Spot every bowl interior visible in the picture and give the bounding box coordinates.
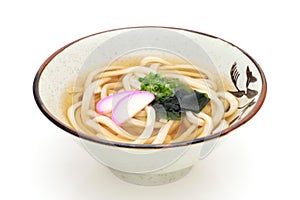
[34,27,266,147]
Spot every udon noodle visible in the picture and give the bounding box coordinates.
[67,56,239,144]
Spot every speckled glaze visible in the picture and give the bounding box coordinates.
[110,166,193,186]
[33,27,267,185]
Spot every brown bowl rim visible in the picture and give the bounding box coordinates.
[33,26,267,149]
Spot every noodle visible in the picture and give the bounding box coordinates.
[132,106,156,144]
[152,120,174,144]
[67,56,239,144]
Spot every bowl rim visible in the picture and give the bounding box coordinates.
[33,26,267,149]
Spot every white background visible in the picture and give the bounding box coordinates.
[1,0,299,199]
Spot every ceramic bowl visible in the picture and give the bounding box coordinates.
[33,27,267,185]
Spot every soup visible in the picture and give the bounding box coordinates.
[66,56,239,144]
